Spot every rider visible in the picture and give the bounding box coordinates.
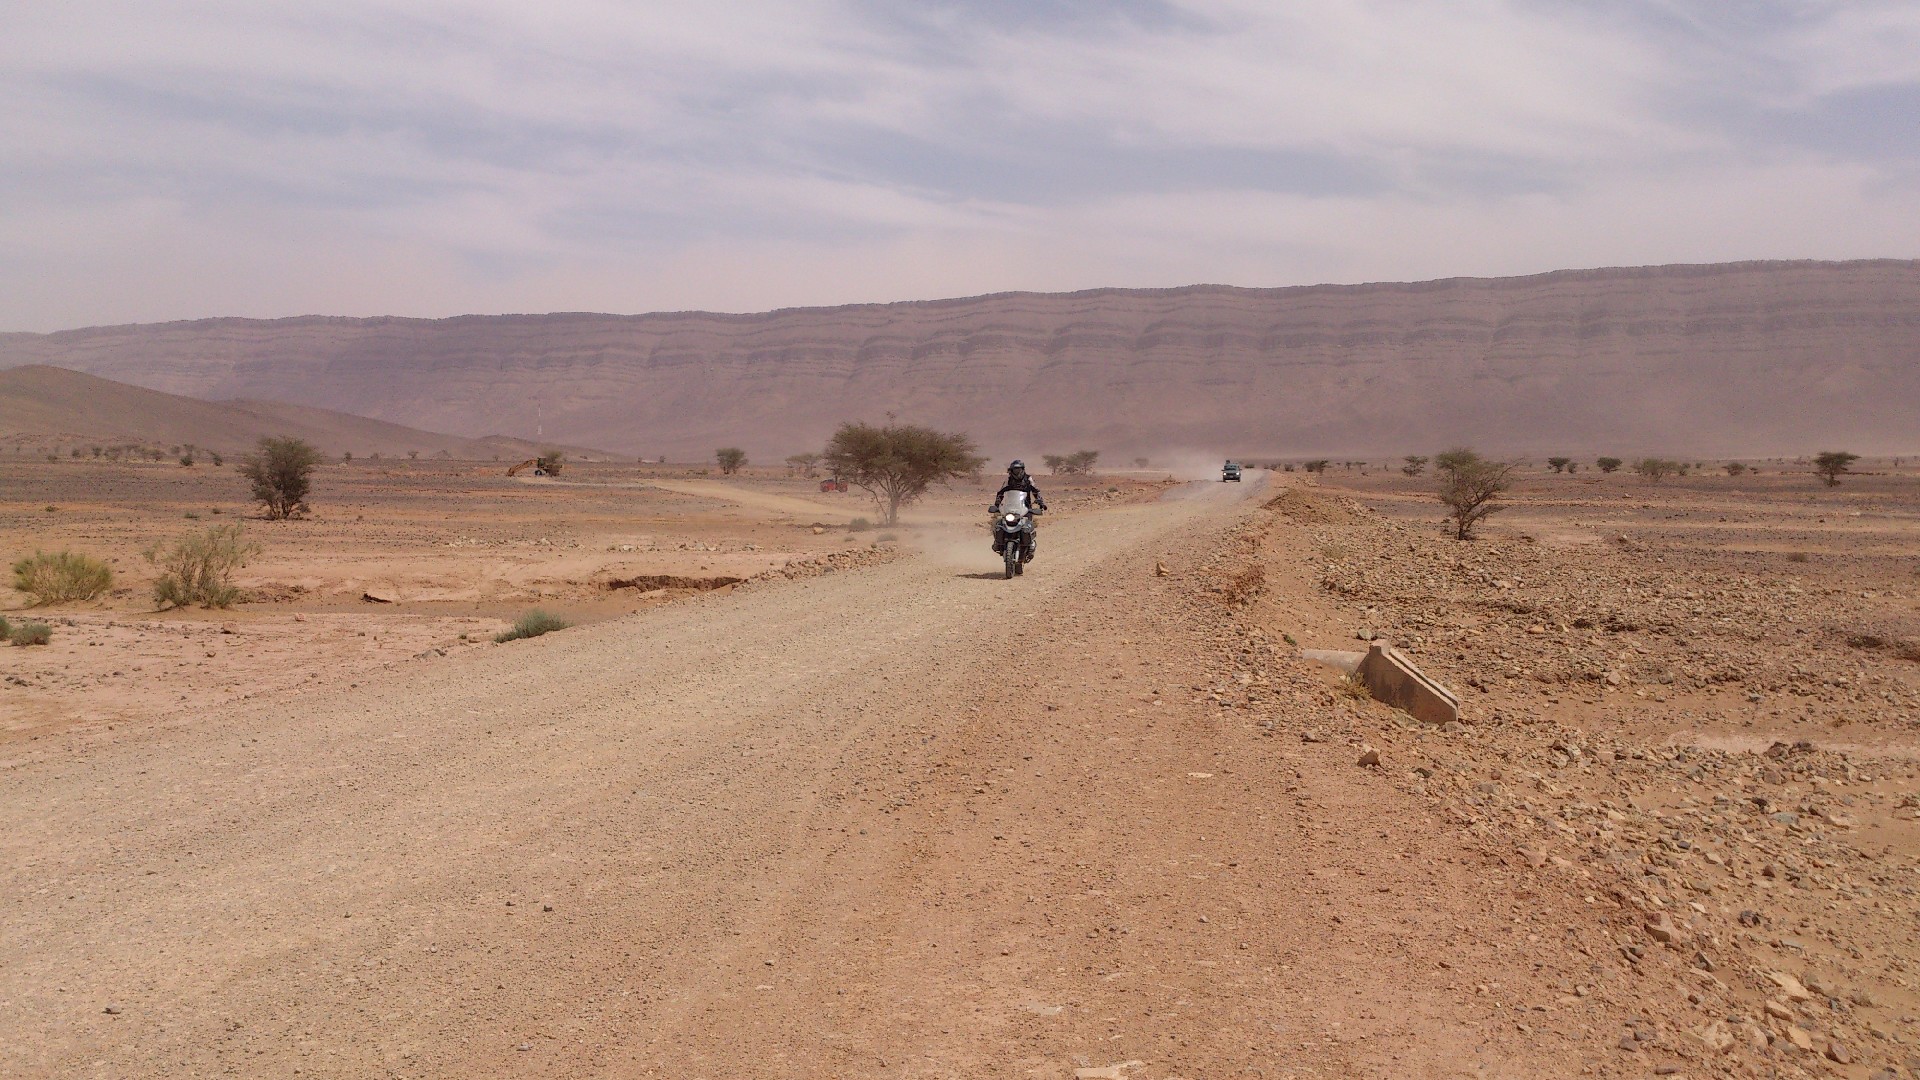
[990,460,1048,561]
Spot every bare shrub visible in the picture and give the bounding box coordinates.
[146,524,261,609]
[1219,563,1265,605]
[495,609,571,643]
[8,620,52,646]
[1339,671,1372,700]
[1435,448,1518,540]
[1634,458,1681,482]
[1785,551,1810,564]
[12,550,113,604]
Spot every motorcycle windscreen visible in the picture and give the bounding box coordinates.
[1000,490,1031,514]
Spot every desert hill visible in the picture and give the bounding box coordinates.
[2,259,1917,458]
[0,364,603,460]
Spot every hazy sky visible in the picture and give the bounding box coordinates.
[6,1,1918,331]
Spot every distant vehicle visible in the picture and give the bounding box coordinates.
[819,478,849,492]
[506,458,551,477]
[1221,460,1243,482]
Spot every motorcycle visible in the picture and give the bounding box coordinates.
[989,501,1041,579]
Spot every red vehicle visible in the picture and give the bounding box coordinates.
[819,478,849,492]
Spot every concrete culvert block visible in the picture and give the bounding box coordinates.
[1356,640,1460,725]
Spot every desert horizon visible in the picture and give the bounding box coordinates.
[8,3,1920,1078]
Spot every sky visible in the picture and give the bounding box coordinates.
[5,0,1919,332]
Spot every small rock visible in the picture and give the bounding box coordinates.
[810,526,825,535]
[1763,999,1794,1020]
[1644,912,1680,945]
[1356,745,1382,768]
[361,590,395,604]
[1154,561,1170,577]
[102,1005,121,1015]
[1768,971,1812,1002]
[516,1043,532,1052]
[1689,1019,1734,1053]
[1825,1041,1851,1064]
[1784,1025,1813,1051]
[1300,730,1325,743]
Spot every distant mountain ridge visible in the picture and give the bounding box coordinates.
[2,259,1917,458]
[0,365,605,460]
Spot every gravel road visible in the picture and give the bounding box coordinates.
[2,473,1587,1078]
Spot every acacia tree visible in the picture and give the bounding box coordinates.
[716,447,747,475]
[1813,450,1858,487]
[1436,448,1517,540]
[1634,457,1680,482]
[821,421,984,525]
[1596,457,1622,473]
[237,436,322,519]
[785,452,820,477]
[1401,455,1428,477]
[1045,450,1099,475]
[1546,456,1572,473]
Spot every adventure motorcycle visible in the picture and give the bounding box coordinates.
[990,501,1041,579]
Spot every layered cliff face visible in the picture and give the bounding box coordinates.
[3,260,1916,459]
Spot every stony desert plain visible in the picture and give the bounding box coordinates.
[2,453,1918,1079]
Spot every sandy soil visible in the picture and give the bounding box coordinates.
[2,460,1916,1078]
[0,459,1156,760]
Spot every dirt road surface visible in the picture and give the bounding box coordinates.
[4,475,1592,1078]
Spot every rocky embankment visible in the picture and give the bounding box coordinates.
[1196,483,1919,1079]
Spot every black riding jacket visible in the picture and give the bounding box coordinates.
[993,475,1047,512]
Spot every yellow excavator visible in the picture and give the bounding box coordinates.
[506,458,540,477]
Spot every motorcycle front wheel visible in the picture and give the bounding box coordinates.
[1004,544,1019,579]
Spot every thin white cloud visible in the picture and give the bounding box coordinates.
[2,0,1917,331]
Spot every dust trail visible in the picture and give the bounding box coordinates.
[1128,450,1250,483]
[909,517,998,571]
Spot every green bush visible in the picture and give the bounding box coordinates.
[0,615,8,639]
[237,436,323,519]
[848,517,872,532]
[495,609,571,643]
[146,524,261,609]
[11,550,114,604]
[9,620,52,646]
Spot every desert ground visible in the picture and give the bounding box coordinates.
[2,456,1917,1078]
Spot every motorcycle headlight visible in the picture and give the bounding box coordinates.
[1003,514,1018,524]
